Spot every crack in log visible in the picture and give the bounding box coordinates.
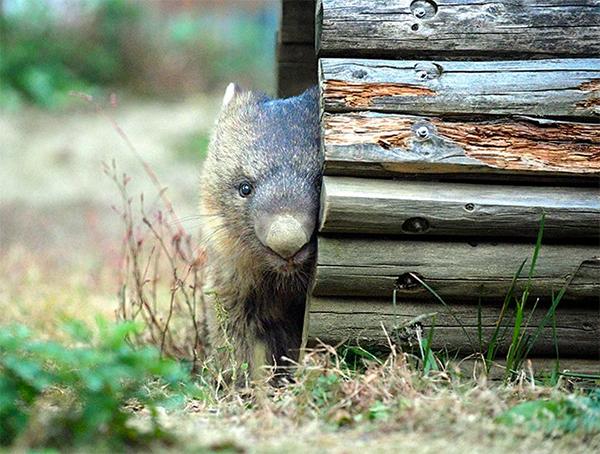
[435,121,600,172]
[324,79,437,108]
[324,113,600,173]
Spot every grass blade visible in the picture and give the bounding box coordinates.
[408,273,474,350]
[485,259,527,371]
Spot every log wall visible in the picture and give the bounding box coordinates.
[277,0,317,97]
[277,0,600,366]
[317,0,600,58]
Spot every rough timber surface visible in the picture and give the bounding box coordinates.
[322,112,600,181]
[313,237,600,300]
[277,0,317,97]
[317,0,600,58]
[281,0,316,43]
[459,358,600,380]
[306,297,600,357]
[319,176,600,240]
[320,58,600,118]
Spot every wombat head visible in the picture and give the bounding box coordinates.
[201,84,321,277]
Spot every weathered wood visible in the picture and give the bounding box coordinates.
[278,62,318,97]
[313,237,600,300]
[278,42,318,65]
[317,0,600,58]
[323,112,600,181]
[277,0,317,98]
[320,58,600,118]
[319,176,600,240]
[306,297,600,357]
[277,43,317,97]
[456,358,600,380]
[281,0,316,44]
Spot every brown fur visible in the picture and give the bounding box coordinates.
[199,86,321,384]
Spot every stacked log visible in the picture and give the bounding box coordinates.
[298,0,600,363]
[277,0,317,97]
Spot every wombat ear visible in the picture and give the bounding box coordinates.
[222,82,242,108]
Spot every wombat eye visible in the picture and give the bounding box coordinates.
[238,181,253,198]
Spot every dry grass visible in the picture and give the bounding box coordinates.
[1,241,598,452]
[1,98,597,452]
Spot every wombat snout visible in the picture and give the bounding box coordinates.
[255,214,313,259]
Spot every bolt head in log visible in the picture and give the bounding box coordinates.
[410,0,438,20]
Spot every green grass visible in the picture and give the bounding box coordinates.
[409,214,577,383]
[0,319,200,448]
[174,131,211,162]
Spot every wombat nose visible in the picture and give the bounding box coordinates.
[255,214,311,259]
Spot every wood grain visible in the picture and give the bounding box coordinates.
[319,176,600,239]
[313,236,600,300]
[323,112,600,180]
[320,58,600,118]
[277,0,317,97]
[281,0,316,43]
[317,0,600,58]
[456,358,600,380]
[306,296,600,357]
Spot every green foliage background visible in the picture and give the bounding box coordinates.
[0,0,277,109]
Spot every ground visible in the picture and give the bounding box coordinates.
[0,100,598,452]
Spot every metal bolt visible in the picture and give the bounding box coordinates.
[414,7,426,18]
[416,126,430,139]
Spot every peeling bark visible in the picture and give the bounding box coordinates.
[580,79,600,92]
[323,79,436,108]
[320,59,600,118]
[324,113,600,175]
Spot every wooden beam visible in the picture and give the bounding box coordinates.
[313,237,600,300]
[306,296,600,357]
[320,58,600,118]
[322,112,600,181]
[455,358,600,380]
[281,0,316,44]
[277,1,317,97]
[319,176,600,240]
[317,0,600,58]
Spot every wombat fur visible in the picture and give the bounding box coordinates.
[199,85,321,383]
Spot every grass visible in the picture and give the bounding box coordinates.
[2,214,598,451]
[0,95,597,452]
[0,305,598,452]
[409,213,584,383]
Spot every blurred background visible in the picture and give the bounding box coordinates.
[0,0,279,325]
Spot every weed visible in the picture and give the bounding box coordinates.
[410,214,577,382]
[0,320,199,448]
[498,390,600,435]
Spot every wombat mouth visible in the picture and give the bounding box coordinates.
[263,240,315,275]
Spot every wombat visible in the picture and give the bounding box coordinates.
[199,84,321,383]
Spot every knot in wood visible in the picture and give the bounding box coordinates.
[396,272,422,290]
[464,203,475,212]
[410,0,438,20]
[352,69,367,79]
[402,217,430,233]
